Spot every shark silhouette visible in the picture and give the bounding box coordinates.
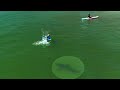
[55,63,80,73]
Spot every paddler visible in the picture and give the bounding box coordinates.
[88,13,92,18]
[47,34,51,42]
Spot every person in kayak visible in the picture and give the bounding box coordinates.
[88,13,92,18]
[47,34,51,42]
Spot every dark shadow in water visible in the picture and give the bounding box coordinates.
[55,63,80,73]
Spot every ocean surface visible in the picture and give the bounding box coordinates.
[0,11,120,79]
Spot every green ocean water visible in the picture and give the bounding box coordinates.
[0,11,120,79]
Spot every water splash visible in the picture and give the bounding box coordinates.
[32,35,50,46]
[32,29,50,47]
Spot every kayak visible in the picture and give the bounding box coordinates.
[81,16,99,20]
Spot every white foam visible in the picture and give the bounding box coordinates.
[32,35,50,46]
